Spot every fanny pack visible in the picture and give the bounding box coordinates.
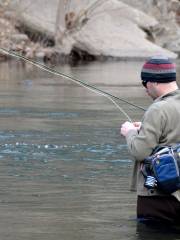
[142,144,180,194]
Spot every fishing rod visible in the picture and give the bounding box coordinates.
[0,47,146,121]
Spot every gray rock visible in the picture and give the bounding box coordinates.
[10,33,29,44]
[35,51,45,60]
[120,0,180,54]
[9,0,58,36]
[56,0,177,59]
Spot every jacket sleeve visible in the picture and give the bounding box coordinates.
[125,103,165,161]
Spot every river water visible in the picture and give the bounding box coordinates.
[0,59,179,240]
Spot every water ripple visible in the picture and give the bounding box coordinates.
[0,108,79,119]
[0,142,129,163]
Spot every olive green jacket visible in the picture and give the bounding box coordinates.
[126,89,180,196]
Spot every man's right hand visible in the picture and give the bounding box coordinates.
[120,121,138,137]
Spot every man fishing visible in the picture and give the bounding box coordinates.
[120,55,180,224]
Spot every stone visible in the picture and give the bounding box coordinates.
[120,0,180,54]
[56,0,177,59]
[10,33,29,44]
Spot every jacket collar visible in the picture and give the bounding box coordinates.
[155,89,180,102]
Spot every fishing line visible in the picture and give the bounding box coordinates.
[0,47,146,121]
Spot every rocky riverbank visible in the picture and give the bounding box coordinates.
[0,13,50,63]
[0,0,180,63]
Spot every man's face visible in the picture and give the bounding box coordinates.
[145,82,158,100]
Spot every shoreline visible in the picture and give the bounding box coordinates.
[1,49,179,66]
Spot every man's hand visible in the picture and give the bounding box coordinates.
[133,122,142,130]
[120,121,139,137]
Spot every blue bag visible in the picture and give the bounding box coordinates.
[143,144,180,194]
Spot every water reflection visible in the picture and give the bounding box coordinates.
[0,59,179,239]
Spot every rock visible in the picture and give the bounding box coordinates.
[35,51,45,60]
[9,0,58,36]
[8,0,178,59]
[10,33,29,44]
[35,48,55,60]
[3,10,16,20]
[56,0,177,59]
[121,0,180,54]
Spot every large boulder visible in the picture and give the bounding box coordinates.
[120,0,180,53]
[56,0,177,59]
[7,0,58,36]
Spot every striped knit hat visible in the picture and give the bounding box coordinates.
[141,55,176,87]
